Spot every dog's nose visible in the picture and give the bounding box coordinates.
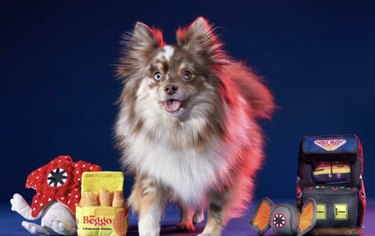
[164,84,178,95]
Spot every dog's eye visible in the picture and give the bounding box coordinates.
[182,70,193,80]
[153,72,163,81]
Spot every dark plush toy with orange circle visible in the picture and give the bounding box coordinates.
[250,197,317,236]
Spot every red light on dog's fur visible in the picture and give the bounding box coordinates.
[115,16,275,236]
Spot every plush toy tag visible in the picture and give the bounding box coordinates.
[76,171,128,236]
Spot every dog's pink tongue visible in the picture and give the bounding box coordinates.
[164,100,181,112]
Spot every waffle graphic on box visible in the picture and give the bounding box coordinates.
[76,171,128,236]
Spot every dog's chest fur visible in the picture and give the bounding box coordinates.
[128,132,225,206]
[117,96,251,207]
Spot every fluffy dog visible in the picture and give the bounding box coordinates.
[115,17,275,236]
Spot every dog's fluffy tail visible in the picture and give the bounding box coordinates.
[220,63,275,120]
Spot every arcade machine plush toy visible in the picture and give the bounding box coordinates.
[10,155,101,235]
[297,134,366,235]
[250,197,317,236]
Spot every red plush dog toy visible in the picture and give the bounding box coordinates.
[10,155,101,235]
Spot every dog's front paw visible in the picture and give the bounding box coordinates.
[197,229,221,236]
[138,218,160,236]
[197,233,221,236]
[176,221,195,232]
[138,225,160,236]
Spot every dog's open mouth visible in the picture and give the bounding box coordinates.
[163,99,190,113]
[163,99,182,112]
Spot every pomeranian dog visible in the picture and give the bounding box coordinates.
[115,17,275,236]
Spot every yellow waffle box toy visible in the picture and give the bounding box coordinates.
[76,171,128,236]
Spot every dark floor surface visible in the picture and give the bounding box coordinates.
[1,199,374,235]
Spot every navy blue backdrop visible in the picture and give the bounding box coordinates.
[1,1,374,203]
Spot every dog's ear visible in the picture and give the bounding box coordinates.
[117,22,165,78]
[176,17,226,64]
